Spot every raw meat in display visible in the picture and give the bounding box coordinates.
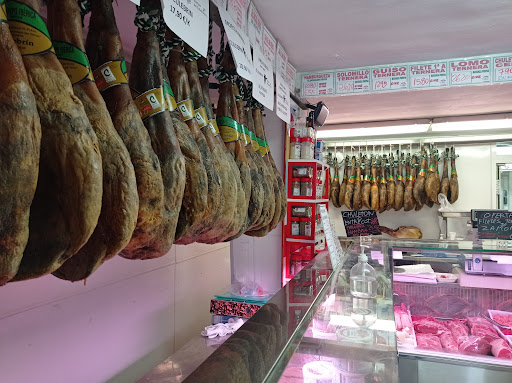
[49,0,138,281]
[379,226,423,239]
[330,162,341,208]
[416,334,443,351]
[344,156,356,210]
[12,0,103,281]
[458,336,491,355]
[491,339,512,359]
[85,0,166,260]
[471,324,500,342]
[439,333,459,352]
[412,316,447,335]
[0,12,41,284]
[446,319,469,343]
[449,146,459,203]
[466,317,494,328]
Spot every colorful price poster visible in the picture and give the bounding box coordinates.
[161,0,209,57]
[371,65,408,91]
[252,46,274,110]
[302,73,334,96]
[409,62,448,88]
[286,63,296,90]
[449,57,491,85]
[227,0,248,32]
[276,42,288,79]
[262,26,276,71]
[335,69,370,94]
[275,74,290,123]
[247,1,263,50]
[219,7,253,81]
[493,55,512,82]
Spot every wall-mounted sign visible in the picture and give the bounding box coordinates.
[409,62,448,89]
[449,57,491,86]
[342,210,381,237]
[262,26,276,70]
[335,69,370,94]
[493,55,512,83]
[371,65,408,91]
[276,42,288,79]
[227,0,248,32]
[276,74,290,123]
[302,72,334,97]
[161,0,209,57]
[286,62,296,90]
[247,1,263,50]
[252,46,274,110]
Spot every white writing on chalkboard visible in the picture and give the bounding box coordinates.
[476,211,512,240]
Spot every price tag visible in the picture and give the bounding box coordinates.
[301,72,334,97]
[276,42,288,79]
[319,204,343,269]
[219,7,253,81]
[335,69,370,94]
[275,74,290,123]
[449,57,491,85]
[371,65,408,91]
[493,55,512,82]
[409,62,448,88]
[161,0,208,58]
[262,26,276,71]
[286,62,296,91]
[342,210,381,237]
[476,210,512,240]
[247,1,263,50]
[252,46,274,110]
[227,0,248,32]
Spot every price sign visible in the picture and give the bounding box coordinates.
[286,62,296,90]
[276,42,288,79]
[371,65,408,91]
[161,0,209,57]
[342,210,381,237]
[227,0,248,32]
[409,62,448,88]
[493,55,512,82]
[476,211,512,240]
[275,74,290,123]
[247,1,263,50]
[450,58,491,85]
[301,72,334,96]
[252,46,274,110]
[335,69,370,94]
[262,26,276,71]
[219,7,253,81]
[319,204,343,269]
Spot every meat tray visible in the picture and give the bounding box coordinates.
[488,310,512,348]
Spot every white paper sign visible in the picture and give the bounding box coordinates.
[247,2,263,50]
[262,26,276,71]
[252,46,274,110]
[276,42,288,79]
[302,72,334,96]
[219,7,253,81]
[286,63,296,90]
[494,55,512,82]
[449,57,491,85]
[319,204,342,269]
[211,0,226,10]
[276,74,290,123]
[335,69,370,94]
[162,0,209,58]
[409,62,448,88]
[227,0,248,32]
[371,65,408,91]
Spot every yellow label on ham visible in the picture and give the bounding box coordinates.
[240,124,251,146]
[217,116,240,143]
[207,119,220,136]
[0,0,7,23]
[54,41,94,85]
[93,60,128,92]
[163,80,177,111]
[6,0,55,55]
[177,99,194,121]
[133,87,167,120]
[249,130,259,152]
[194,107,209,129]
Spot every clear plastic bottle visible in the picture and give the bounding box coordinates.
[350,246,377,298]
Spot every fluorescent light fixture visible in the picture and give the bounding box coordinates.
[428,134,512,144]
[432,115,512,132]
[317,123,430,139]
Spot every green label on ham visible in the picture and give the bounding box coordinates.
[217,116,241,143]
[54,41,94,85]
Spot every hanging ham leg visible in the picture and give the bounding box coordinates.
[353,157,362,211]
[394,152,404,211]
[379,156,388,213]
[413,148,427,209]
[404,154,415,211]
[425,149,441,204]
[345,156,356,210]
[370,157,379,211]
[440,148,450,199]
[330,161,341,208]
[339,156,348,208]
[449,146,459,204]
[362,156,371,209]
[0,14,41,284]
[387,153,395,211]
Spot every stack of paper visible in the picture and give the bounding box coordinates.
[393,264,437,284]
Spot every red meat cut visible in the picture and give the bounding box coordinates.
[413,317,448,336]
[439,333,459,352]
[491,339,512,359]
[416,334,443,352]
[471,324,500,343]
[458,336,491,355]
[466,317,494,328]
[446,319,469,343]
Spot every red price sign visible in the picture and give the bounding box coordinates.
[374,80,388,90]
[339,83,354,92]
[414,76,430,86]
[451,73,471,83]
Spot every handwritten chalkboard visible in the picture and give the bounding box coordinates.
[475,210,512,240]
[342,210,381,237]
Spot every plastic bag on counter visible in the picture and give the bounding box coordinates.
[438,193,454,212]
[227,281,266,297]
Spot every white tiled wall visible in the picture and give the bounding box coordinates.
[0,242,230,383]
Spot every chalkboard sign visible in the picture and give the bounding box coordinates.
[475,210,512,240]
[342,210,381,237]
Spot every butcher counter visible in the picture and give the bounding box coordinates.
[139,239,512,383]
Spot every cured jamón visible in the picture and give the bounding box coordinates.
[449,147,459,204]
[425,150,440,204]
[130,7,187,251]
[440,148,450,198]
[362,156,371,209]
[387,153,395,210]
[11,0,103,281]
[85,0,166,260]
[378,156,387,213]
[345,157,356,210]
[394,153,404,211]
[0,14,41,284]
[353,157,362,211]
[370,159,379,211]
[413,148,427,209]
[331,164,341,208]
[49,0,138,281]
[339,157,348,208]
[403,155,415,212]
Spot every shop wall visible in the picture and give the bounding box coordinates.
[329,144,512,240]
[0,243,230,383]
[230,111,286,294]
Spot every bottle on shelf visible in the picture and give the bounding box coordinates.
[350,245,377,299]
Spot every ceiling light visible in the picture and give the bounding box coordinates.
[317,124,430,139]
[432,117,512,132]
[428,134,512,143]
